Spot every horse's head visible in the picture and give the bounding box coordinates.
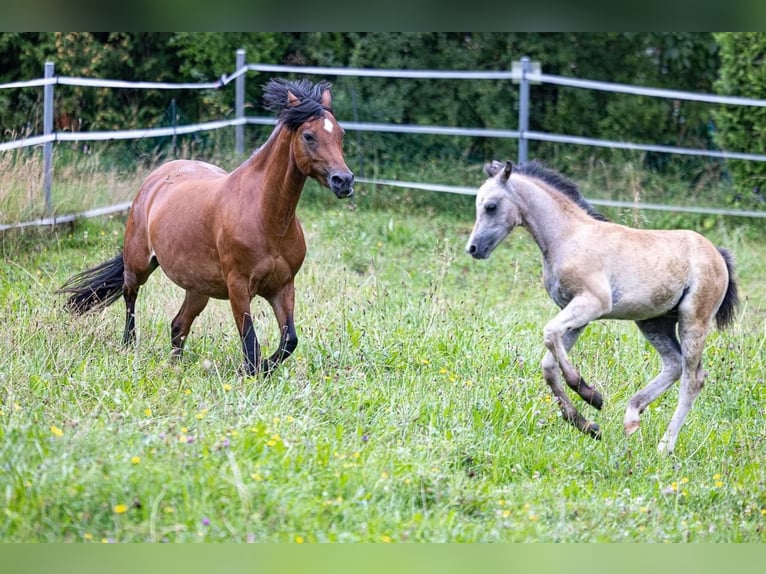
[264,79,354,198]
[465,160,521,259]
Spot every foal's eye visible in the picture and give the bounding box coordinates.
[485,202,497,214]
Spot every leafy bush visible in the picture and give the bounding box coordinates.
[713,32,766,209]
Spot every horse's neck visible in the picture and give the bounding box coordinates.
[516,178,592,257]
[237,127,306,233]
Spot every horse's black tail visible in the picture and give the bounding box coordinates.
[57,253,125,315]
[715,247,739,330]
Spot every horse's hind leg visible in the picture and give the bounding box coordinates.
[657,310,714,455]
[542,328,601,439]
[170,290,210,359]
[624,316,682,436]
[122,259,159,345]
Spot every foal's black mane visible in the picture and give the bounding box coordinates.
[517,161,609,222]
[262,78,333,130]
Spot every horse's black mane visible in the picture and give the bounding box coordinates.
[262,78,332,130]
[516,160,609,222]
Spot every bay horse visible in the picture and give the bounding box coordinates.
[466,160,739,454]
[58,78,354,377]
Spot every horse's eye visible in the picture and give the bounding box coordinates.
[485,202,497,214]
[302,132,316,144]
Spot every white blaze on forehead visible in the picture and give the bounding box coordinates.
[323,118,334,133]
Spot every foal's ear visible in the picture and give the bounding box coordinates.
[484,160,505,177]
[287,91,301,107]
[501,160,514,183]
[320,88,333,108]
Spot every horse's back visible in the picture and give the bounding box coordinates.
[131,159,227,221]
[124,159,230,274]
[139,159,227,196]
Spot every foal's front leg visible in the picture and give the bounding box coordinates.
[542,340,601,439]
[543,293,608,411]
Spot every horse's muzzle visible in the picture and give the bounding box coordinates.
[330,171,355,198]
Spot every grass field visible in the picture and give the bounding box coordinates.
[1,175,765,542]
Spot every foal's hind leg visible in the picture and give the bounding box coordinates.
[624,316,683,436]
[657,310,714,455]
[170,290,210,359]
[542,327,601,439]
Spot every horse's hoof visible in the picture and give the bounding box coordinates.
[237,363,258,378]
[259,360,276,377]
[590,391,604,411]
[624,420,640,436]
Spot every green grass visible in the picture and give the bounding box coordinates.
[1,176,765,542]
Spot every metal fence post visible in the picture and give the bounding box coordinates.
[235,49,245,155]
[43,61,54,215]
[517,56,530,165]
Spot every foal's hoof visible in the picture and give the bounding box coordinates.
[586,422,602,440]
[624,420,640,436]
[589,391,604,411]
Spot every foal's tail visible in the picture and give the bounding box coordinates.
[56,253,125,315]
[715,247,739,330]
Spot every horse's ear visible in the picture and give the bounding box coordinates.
[287,91,301,108]
[320,88,332,108]
[501,160,514,183]
[484,160,504,177]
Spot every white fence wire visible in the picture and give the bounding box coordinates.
[2,54,766,232]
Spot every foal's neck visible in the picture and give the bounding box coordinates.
[516,177,595,257]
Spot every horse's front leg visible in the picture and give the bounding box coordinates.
[262,281,298,377]
[543,293,609,410]
[228,283,260,377]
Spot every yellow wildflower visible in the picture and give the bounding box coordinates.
[50,425,64,437]
[113,504,128,514]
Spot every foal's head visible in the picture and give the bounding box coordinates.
[465,160,520,259]
[263,78,354,198]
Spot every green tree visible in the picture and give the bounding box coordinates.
[713,32,766,208]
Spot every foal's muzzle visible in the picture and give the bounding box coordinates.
[466,241,489,260]
[329,171,355,198]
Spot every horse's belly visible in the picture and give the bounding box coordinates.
[161,261,229,299]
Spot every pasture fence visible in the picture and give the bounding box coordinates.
[2,49,766,232]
